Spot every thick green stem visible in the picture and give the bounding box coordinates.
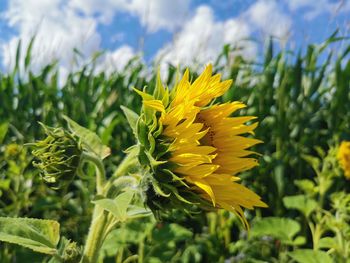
[81,151,106,194]
[103,151,138,193]
[80,152,108,263]
[81,206,108,263]
[80,151,138,262]
[113,150,138,178]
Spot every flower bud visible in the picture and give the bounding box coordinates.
[62,240,82,263]
[31,124,82,189]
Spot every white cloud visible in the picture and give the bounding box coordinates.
[286,0,350,20]
[1,0,192,72]
[2,0,101,71]
[246,0,292,41]
[155,1,294,71]
[156,5,256,70]
[68,0,191,32]
[97,45,136,74]
[129,0,191,32]
[68,0,128,24]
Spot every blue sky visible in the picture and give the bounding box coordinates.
[0,0,349,73]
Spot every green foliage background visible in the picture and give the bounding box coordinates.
[0,35,350,262]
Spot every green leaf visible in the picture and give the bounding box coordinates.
[92,191,134,221]
[0,217,60,255]
[283,195,318,218]
[0,179,11,190]
[318,237,336,249]
[0,122,9,144]
[288,249,333,263]
[121,105,139,138]
[25,36,35,70]
[302,154,320,172]
[126,206,152,219]
[294,179,316,194]
[63,115,111,159]
[15,39,21,70]
[250,217,302,245]
[293,236,307,246]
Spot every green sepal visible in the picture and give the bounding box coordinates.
[136,117,149,149]
[147,114,159,154]
[153,169,173,183]
[153,70,169,108]
[163,184,195,205]
[151,178,171,197]
[145,151,167,169]
[121,106,139,138]
[153,118,164,139]
[138,146,149,166]
[162,169,189,187]
[153,70,165,100]
[134,88,157,125]
[153,139,172,160]
[148,131,156,155]
[162,87,169,108]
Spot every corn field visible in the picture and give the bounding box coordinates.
[0,35,350,263]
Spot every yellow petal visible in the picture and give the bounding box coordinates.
[143,100,165,113]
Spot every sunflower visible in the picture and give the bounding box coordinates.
[128,64,267,228]
[338,141,350,179]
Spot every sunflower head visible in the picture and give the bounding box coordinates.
[128,65,267,227]
[338,141,350,179]
[31,124,82,189]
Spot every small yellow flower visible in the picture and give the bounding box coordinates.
[133,65,267,228]
[338,141,350,179]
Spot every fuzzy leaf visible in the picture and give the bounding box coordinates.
[63,115,110,159]
[0,217,60,255]
[93,191,134,221]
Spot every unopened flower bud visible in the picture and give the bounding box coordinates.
[31,124,82,189]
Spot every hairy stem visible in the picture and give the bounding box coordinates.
[81,151,106,194]
[81,206,108,263]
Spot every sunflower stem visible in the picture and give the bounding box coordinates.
[80,151,138,262]
[81,206,108,263]
[103,150,138,194]
[112,150,138,178]
[81,151,106,194]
